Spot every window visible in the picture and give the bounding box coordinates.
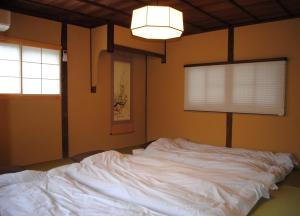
[0,42,60,95]
[184,60,286,116]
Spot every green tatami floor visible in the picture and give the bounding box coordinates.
[249,169,300,216]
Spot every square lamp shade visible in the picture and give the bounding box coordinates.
[131,6,184,40]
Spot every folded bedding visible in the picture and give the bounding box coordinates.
[0,138,297,216]
[135,138,297,183]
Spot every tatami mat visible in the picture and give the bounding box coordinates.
[250,169,300,216]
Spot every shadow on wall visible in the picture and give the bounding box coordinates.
[0,99,11,167]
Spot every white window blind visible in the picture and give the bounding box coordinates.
[184,60,286,116]
[0,42,60,95]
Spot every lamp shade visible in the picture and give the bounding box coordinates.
[131,6,184,40]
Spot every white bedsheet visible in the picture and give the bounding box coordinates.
[0,139,296,216]
[135,138,296,183]
[0,163,164,216]
[79,151,272,216]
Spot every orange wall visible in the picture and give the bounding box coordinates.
[68,25,146,156]
[147,18,300,159]
[114,25,164,54]
[0,14,148,166]
[3,12,298,166]
[147,30,228,146]
[0,13,61,166]
[233,19,300,159]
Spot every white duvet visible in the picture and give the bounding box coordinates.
[134,138,297,183]
[0,138,297,216]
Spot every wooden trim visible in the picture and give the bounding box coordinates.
[0,94,60,100]
[0,36,61,50]
[226,27,234,148]
[114,45,165,60]
[145,56,148,142]
[181,16,300,37]
[228,27,234,63]
[226,113,233,148]
[282,61,288,117]
[61,23,69,158]
[107,23,114,53]
[184,57,288,67]
[161,40,167,63]
[89,28,96,93]
[184,21,206,31]
[184,109,284,117]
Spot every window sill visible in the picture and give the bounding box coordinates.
[0,94,61,100]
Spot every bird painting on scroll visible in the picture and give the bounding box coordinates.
[113,60,131,121]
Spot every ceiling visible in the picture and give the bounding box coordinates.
[1,0,300,36]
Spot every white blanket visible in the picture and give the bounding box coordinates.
[135,138,296,183]
[0,163,163,216]
[0,139,296,216]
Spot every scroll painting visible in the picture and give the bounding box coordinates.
[111,56,134,134]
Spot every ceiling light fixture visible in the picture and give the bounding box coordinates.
[130,6,184,40]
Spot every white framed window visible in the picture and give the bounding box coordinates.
[0,42,60,95]
[184,59,287,116]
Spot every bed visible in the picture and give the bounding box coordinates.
[0,138,297,216]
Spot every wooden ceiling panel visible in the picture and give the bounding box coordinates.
[0,0,299,35]
[39,0,106,16]
[237,0,287,19]
[282,0,300,15]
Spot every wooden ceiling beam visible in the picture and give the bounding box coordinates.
[186,13,300,36]
[228,0,260,22]
[185,21,206,32]
[275,0,294,17]
[179,0,230,26]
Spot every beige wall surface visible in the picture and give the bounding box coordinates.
[0,13,147,166]
[233,19,300,159]
[2,12,299,166]
[0,13,61,166]
[0,12,61,45]
[147,30,228,146]
[115,25,165,54]
[147,18,300,159]
[68,25,146,156]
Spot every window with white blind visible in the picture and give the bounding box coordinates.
[0,42,60,95]
[184,60,286,116]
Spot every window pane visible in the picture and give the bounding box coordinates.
[0,43,20,61]
[0,77,21,93]
[22,46,41,63]
[22,62,41,78]
[42,48,60,64]
[22,78,41,94]
[0,60,20,77]
[42,79,60,94]
[42,64,60,79]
